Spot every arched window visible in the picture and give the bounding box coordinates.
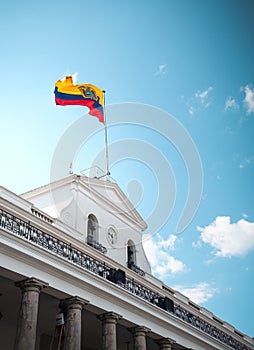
[87,214,98,245]
[127,240,136,268]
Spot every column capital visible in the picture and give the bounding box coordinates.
[129,325,150,335]
[155,337,176,349]
[61,296,89,310]
[15,277,48,293]
[97,311,122,324]
[98,312,121,350]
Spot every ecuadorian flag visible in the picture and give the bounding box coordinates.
[54,76,104,123]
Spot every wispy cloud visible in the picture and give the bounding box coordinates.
[224,96,239,111]
[155,64,167,75]
[173,282,218,304]
[157,234,177,250]
[143,233,186,278]
[195,87,213,101]
[197,216,254,257]
[239,155,254,169]
[186,86,214,115]
[238,115,247,125]
[242,84,254,115]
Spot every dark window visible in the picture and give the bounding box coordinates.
[87,214,98,244]
[127,240,136,267]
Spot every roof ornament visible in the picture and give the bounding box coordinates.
[69,162,73,175]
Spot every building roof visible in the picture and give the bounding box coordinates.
[1,180,254,350]
[21,174,148,232]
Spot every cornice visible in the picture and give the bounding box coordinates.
[21,174,147,232]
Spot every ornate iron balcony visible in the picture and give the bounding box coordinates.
[128,262,145,277]
[0,208,251,350]
[87,238,107,254]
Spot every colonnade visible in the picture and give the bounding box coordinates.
[13,277,176,350]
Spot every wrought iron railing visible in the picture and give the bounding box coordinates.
[0,208,251,350]
[87,238,107,255]
[128,262,145,277]
[174,305,248,349]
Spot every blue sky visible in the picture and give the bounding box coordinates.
[1,0,254,337]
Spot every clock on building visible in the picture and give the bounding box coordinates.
[107,227,117,245]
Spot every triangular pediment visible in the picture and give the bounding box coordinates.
[79,176,147,230]
[21,174,147,232]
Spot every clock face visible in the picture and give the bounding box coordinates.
[107,227,117,245]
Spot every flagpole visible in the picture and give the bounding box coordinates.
[102,90,110,179]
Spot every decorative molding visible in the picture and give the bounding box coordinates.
[31,208,54,224]
[0,208,251,350]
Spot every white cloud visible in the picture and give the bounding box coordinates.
[224,97,239,111]
[197,216,254,257]
[188,106,194,115]
[242,85,254,115]
[187,86,214,115]
[143,233,186,278]
[238,155,254,169]
[155,64,167,75]
[195,86,213,101]
[173,282,218,304]
[192,240,202,248]
[157,233,177,250]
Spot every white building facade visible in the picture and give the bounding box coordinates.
[0,174,253,350]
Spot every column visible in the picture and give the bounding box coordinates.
[98,311,122,350]
[62,296,89,350]
[129,326,150,350]
[155,338,175,350]
[14,277,48,350]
